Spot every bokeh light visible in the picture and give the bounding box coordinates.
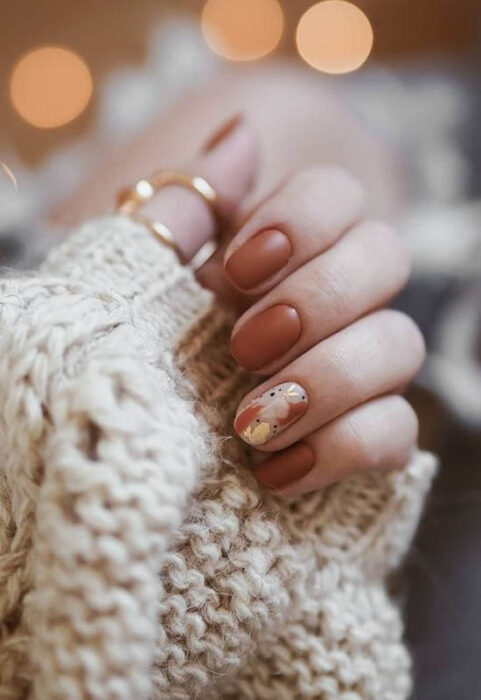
[10,46,93,129]
[201,0,284,61]
[296,1,373,74]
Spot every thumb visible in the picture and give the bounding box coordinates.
[140,114,258,263]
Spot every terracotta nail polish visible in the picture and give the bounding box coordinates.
[230,305,301,371]
[254,443,316,490]
[234,382,309,447]
[202,113,244,153]
[225,229,291,291]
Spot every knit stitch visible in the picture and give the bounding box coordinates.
[0,216,436,699]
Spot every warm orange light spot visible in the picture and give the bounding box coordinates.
[201,0,284,61]
[10,46,93,129]
[296,1,373,74]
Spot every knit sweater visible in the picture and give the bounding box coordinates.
[0,215,436,700]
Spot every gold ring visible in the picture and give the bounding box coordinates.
[116,169,221,270]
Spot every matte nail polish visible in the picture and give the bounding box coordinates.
[230,305,301,371]
[225,229,291,291]
[234,382,309,446]
[202,113,244,153]
[254,443,316,490]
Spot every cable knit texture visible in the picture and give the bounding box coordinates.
[0,215,436,700]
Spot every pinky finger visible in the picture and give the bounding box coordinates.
[254,395,418,496]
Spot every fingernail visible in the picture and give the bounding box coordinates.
[254,443,315,490]
[230,305,301,371]
[225,229,291,291]
[234,382,309,447]
[202,113,244,153]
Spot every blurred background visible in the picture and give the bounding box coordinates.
[0,2,480,698]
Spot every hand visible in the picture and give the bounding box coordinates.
[223,161,424,495]
[154,114,423,496]
[53,111,423,496]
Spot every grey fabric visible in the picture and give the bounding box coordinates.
[406,418,481,700]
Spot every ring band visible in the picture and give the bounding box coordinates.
[116,169,221,270]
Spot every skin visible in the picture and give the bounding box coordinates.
[50,67,423,496]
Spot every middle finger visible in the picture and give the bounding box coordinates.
[230,221,411,373]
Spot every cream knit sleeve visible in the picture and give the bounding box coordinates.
[0,216,437,700]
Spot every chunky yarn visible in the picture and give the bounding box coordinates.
[0,216,436,699]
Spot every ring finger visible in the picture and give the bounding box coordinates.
[234,309,425,451]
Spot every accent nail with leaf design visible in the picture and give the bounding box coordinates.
[234,382,309,447]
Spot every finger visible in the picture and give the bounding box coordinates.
[230,220,411,372]
[234,309,425,451]
[223,166,365,293]
[140,114,258,263]
[254,395,418,495]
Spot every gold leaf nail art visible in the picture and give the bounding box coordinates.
[244,422,271,446]
[234,382,309,447]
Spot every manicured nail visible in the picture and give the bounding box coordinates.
[230,305,301,371]
[254,443,316,490]
[225,229,291,291]
[202,113,244,153]
[234,382,309,447]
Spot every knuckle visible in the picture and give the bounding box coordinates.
[342,396,418,471]
[385,397,419,469]
[289,166,365,209]
[323,341,361,395]
[361,220,412,280]
[310,258,353,318]
[395,397,419,446]
[341,412,380,469]
[379,309,426,367]
[263,166,366,249]
[292,165,364,196]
